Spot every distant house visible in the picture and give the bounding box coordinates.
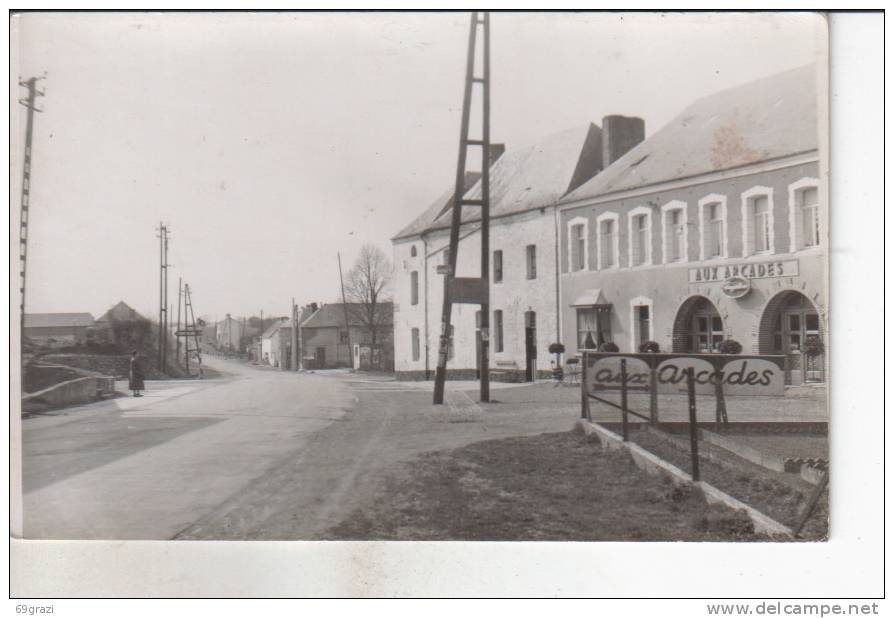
[260,318,291,367]
[299,302,394,371]
[95,301,144,325]
[216,314,243,351]
[24,313,95,348]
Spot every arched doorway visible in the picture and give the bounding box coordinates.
[672,296,724,353]
[759,291,824,384]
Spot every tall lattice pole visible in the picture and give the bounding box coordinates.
[157,223,170,372]
[17,75,45,365]
[433,12,491,404]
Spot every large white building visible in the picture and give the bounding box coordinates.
[392,118,645,381]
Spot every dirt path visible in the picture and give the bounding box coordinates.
[177,383,576,540]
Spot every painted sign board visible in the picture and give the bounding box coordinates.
[447,276,486,304]
[583,352,786,397]
[688,259,799,284]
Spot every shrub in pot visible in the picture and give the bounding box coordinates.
[718,339,743,355]
[804,335,824,357]
[598,342,620,353]
[548,342,565,367]
[638,340,660,353]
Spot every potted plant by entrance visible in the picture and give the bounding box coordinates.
[638,340,660,353]
[803,335,824,381]
[718,339,743,355]
[548,342,565,382]
[598,341,620,352]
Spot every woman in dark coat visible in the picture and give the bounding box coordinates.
[129,351,145,397]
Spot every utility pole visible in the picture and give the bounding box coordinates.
[17,74,45,366]
[156,223,170,373]
[290,298,298,372]
[433,12,491,404]
[176,278,182,365]
[337,252,353,369]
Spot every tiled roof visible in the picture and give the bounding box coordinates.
[300,302,393,329]
[24,313,95,328]
[394,123,603,239]
[561,64,819,203]
[392,172,482,241]
[97,301,143,323]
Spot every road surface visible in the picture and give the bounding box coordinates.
[21,357,575,540]
[21,357,356,539]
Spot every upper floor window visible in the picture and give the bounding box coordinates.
[568,217,588,272]
[410,245,417,257]
[494,249,503,283]
[526,244,537,279]
[410,271,419,306]
[662,201,688,264]
[799,187,819,247]
[627,206,652,267]
[698,194,727,260]
[596,213,619,269]
[753,196,771,252]
[788,179,820,251]
[741,186,775,256]
[494,310,504,353]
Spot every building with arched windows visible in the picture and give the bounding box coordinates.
[557,64,826,385]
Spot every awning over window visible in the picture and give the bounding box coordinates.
[571,289,609,307]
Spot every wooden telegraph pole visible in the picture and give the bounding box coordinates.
[157,223,170,372]
[433,12,491,404]
[17,74,45,367]
[337,252,353,369]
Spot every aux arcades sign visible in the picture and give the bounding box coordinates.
[583,352,787,397]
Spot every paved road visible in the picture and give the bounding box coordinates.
[22,357,355,540]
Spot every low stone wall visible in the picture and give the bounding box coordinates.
[395,369,553,382]
[23,376,117,411]
[37,354,174,380]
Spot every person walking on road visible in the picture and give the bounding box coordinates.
[129,350,145,397]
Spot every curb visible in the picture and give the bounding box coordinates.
[574,419,793,538]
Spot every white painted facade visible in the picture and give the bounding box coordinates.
[393,207,560,379]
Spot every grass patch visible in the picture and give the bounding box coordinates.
[326,431,765,541]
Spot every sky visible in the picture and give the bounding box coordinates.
[12,11,825,321]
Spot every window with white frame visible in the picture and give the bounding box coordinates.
[661,202,688,263]
[596,213,619,269]
[753,196,770,252]
[698,195,727,260]
[799,187,819,247]
[567,217,588,272]
[788,179,820,251]
[627,206,652,267]
[741,187,775,256]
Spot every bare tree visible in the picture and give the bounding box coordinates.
[344,244,392,345]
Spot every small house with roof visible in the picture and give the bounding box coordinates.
[24,313,96,348]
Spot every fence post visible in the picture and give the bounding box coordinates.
[714,370,728,429]
[580,353,588,420]
[687,366,700,481]
[621,358,629,442]
[649,364,658,425]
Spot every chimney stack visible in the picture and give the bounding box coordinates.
[602,115,645,166]
[488,143,506,168]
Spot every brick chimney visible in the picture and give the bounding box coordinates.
[488,143,506,167]
[602,115,645,166]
